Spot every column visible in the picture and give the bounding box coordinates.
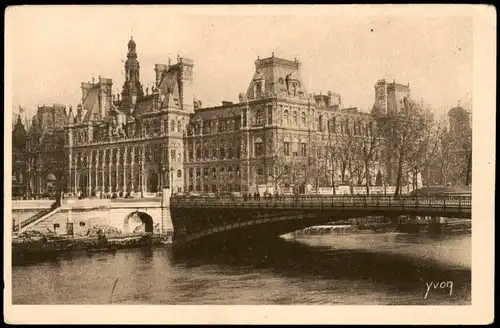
[88,151,92,196]
[123,147,128,193]
[108,149,112,193]
[101,150,105,193]
[141,144,146,194]
[116,147,120,193]
[131,147,135,192]
[74,155,77,194]
[95,150,99,193]
[68,152,72,194]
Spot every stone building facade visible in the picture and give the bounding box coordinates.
[14,38,406,198]
[23,104,67,197]
[63,38,194,197]
[12,115,28,197]
[183,55,385,194]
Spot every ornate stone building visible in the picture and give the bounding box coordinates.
[184,54,385,194]
[12,115,28,197]
[22,104,67,197]
[17,38,404,198]
[64,38,194,197]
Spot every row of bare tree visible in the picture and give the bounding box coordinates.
[266,99,472,196]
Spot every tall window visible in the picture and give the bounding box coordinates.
[171,150,176,161]
[284,142,290,156]
[293,111,298,126]
[254,140,263,156]
[300,143,307,156]
[211,168,216,178]
[203,168,209,178]
[301,112,306,127]
[203,149,209,160]
[171,120,175,132]
[267,105,273,125]
[283,110,290,126]
[177,170,182,178]
[255,109,264,126]
[189,168,193,179]
[220,147,225,159]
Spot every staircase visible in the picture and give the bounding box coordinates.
[14,202,61,233]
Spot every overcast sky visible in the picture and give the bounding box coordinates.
[7,6,473,121]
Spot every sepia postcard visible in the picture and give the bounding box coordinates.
[4,4,495,325]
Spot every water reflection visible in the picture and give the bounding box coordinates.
[12,233,471,305]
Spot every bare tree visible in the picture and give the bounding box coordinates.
[432,110,472,186]
[376,99,440,196]
[354,127,381,195]
[337,133,363,194]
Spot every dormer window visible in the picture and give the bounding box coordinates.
[255,82,262,97]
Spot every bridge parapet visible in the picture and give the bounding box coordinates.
[170,195,472,212]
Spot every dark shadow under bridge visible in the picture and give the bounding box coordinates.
[169,195,471,249]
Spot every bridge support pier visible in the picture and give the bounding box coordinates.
[161,188,173,235]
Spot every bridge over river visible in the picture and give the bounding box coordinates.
[170,195,471,249]
[12,193,471,250]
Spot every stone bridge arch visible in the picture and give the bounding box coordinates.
[124,211,154,234]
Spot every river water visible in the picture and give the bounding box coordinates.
[11,233,471,305]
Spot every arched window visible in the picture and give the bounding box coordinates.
[170,120,175,132]
[228,166,233,177]
[283,110,290,126]
[177,120,182,133]
[301,112,306,127]
[236,165,241,177]
[293,111,298,126]
[255,109,264,126]
[177,170,182,178]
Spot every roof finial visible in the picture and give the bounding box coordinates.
[458,100,461,107]
[92,73,95,84]
[272,52,274,57]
